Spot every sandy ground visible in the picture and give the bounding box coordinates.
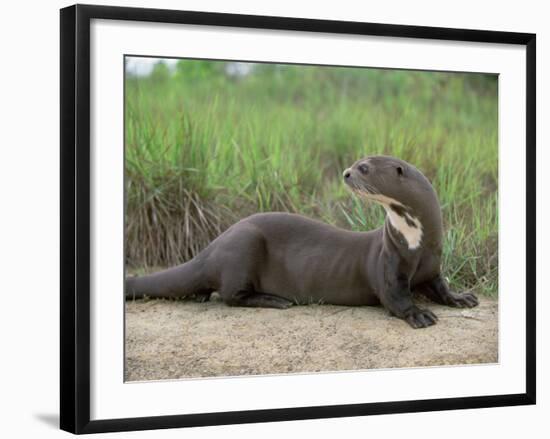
[125,295,498,382]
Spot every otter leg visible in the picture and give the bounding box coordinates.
[216,267,293,309]
[418,275,479,308]
[380,273,438,329]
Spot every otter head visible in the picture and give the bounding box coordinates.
[343,155,440,250]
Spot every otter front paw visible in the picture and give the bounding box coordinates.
[405,306,438,329]
[445,291,479,308]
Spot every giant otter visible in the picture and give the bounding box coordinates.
[126,155,478,328]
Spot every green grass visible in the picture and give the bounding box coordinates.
[125,60,498,296]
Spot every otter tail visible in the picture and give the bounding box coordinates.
[125,259,210,300]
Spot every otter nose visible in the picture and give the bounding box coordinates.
[343,168,352,179]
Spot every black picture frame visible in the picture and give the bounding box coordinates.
[60,4,536,434]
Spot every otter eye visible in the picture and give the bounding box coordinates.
[396,166,404,176]
[358,163,369,175]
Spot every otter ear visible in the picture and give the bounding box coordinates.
[396,166,404,177]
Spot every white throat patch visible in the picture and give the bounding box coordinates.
[366,194,423,250]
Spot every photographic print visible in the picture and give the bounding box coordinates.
[124,57,498,382]
[60,5,535,433]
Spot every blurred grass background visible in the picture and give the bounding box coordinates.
[125,58,498,296]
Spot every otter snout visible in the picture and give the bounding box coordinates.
[343,161,374,193]
[343,167,361,188]
[343,162,369,182]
